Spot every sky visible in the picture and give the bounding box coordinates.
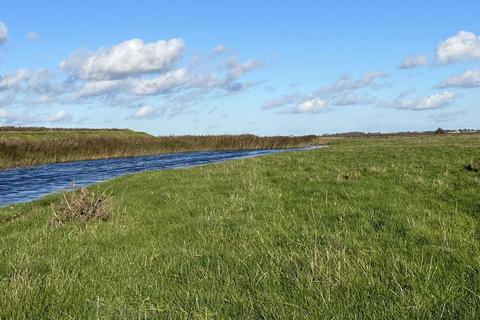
[1,0,480,135]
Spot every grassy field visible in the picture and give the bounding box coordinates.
[0,129,323,169]
[1,134,480,318]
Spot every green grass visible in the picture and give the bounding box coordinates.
[1,134,480,318]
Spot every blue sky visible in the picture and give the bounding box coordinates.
[1,0,479,135]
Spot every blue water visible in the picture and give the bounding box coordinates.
[0,147,317,207]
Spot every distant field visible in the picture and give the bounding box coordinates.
[1,134,479,318]
[0,129,324,169]
[0,129,149,140]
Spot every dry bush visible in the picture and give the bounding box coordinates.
[49,185,111,226]
[466,159,480,172]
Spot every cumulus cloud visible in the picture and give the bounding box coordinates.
[130,68,191,95]
[60,38,185,80]
[26,31,40,41]
[291,97,326,114]
[0,36,265,124]
[436,31,480,64]
[399,54,428,69]
[55,38,263,103]
[0,69,32,91]
[437,69,480,88]
[385,92,456,110]
[0,21,7,45]
[129,105,158,119]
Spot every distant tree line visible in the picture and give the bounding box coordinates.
[319,128,480,137]
[0,125,479,136]
[0,126,133,132]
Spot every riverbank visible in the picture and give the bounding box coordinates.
[1,134,479,318]
[0,147,319,207]
[0,129,325,169]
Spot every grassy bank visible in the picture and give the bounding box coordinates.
[1,134,480,318]
[0,129,324,169]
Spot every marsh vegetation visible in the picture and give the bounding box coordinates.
[0,129,324,169]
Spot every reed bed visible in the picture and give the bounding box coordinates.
[0,130,325,169]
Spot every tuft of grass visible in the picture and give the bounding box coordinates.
[466,159,480,172]
[49,185,111,226]
[336,169,362,181]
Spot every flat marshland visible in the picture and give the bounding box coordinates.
[1,134,480,318]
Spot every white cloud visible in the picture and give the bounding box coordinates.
[262,93,303,109]
[73,79,124,99]
[60,38,185,80]
[295,97,326,113]
[26,69,53,92]
[45,110,69,122]
[0,69,32,91]
[436,31,480,64]
[26,31,40,41]
[0,108,71,124]
[0,69,69,105]
[399,54,428,69]
[225,58,264,82]
[213,44,227,54]
[437,69,480,88]
[263,70,383,112]
[130,68,190,95]
[385,92,456,110]
[0,37,264,121]
[319,70,386,94]
[0,21,7,45]
[55,38,263,104]
[130,105,158,119]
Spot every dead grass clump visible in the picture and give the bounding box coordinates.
[336,170,362,182]
[466,159,480,172]
[49,185,111,226]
